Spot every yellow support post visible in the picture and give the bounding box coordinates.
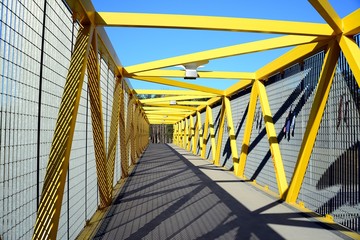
[207,106,217,162]
[33,25,94,240]
[256,80,288,198]
[186,117,191,151]
[106,77,121,194]
[215,100,226,166]
[130,102,136,165]
[286,40,340,203]
[190,115,195,152]
[201,108,209,158]
[237,84,258,177]
[224,97,240,172]
[193,112,199,155]
[88,31,111,208]
[106,76,121,198]
[119,81,128,178]
[182,119,186,148]
[196,111,203,155]
[126,95,134,165]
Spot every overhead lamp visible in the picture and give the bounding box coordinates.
[178,60,209,80]
[170,100,177,105]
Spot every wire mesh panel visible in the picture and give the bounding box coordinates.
[0,0,121,239]
[245,98,278,191]
[300,35,360,233]
[219,115,230,168]
[0,0,43,238]
[230,93,249,171]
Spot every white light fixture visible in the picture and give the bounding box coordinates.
[170,100,177,105]
[178,60,209,80]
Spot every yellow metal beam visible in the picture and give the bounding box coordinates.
[143,105,197,111]
[343,8,360,36]
[106,78,122,199]
[132,76,224,95]
[119,82,129,178]
[201,107,209,158]
[126,35,326,74]
[194,111,204,155]
[140,95,210,103]
[194,111,201,155]
[225,80,254,97]
[286,40,340,203]
[88,30,111,208]
[237,84,258,177]
[338,35,360,87]
[309,0,342,34]
[145,111,189,116]
[134,89,218,96]
[176,101,209,106]
[95,12,333,36]
[215,100,226,166]
[207,106,217,162]
[190,115,195,151]
[127,69,256,80]
[224,97,240,172]
[197,97,222,112]
[33,25,94,240]
[256,80,288,198]
[256,41,329,80]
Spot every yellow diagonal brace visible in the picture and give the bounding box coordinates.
[140,95,210,103]
[196,111,203,155]
[106,77,121,196]
[190,115,195,152]
[256,80,288,198]
[256,41,329,80]
[33,25,94,240]
[338,35,360,86]
[201,108,209,158]
[88,31,111,208]
[237,85,258,177]
[207,106,217,162]
[143,105,197,111]
[95,12,333,36]
[215,100,226,166]
[186,117,191,151]
[132,76,224,95]
[343,8,360,36]
[225,80,254,97]
[224,97,240,172]
[145,111,189,116]
[309,0,342,34]
[134,89,218,96]
[286,40,340,203]
[119,82,128,178]
[193,112,200,154]
[176,101,208,106]
[182,119,186,148]
[130,103,136,164]
[126,35,325,74]
[197,97,222,111]
[127,69,255,79]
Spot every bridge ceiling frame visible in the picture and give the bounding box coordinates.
[33,0,360,238]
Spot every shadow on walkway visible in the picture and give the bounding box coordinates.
[93,144,346,240]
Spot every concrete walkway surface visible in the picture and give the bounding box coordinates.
[93,144,352,240]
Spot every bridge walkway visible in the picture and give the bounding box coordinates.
[92,144,351,240]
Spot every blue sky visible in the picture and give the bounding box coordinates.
[91,0,360,90]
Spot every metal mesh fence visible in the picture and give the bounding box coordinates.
[0,0,125,239]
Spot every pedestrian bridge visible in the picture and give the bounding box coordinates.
[0,0,360,239]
